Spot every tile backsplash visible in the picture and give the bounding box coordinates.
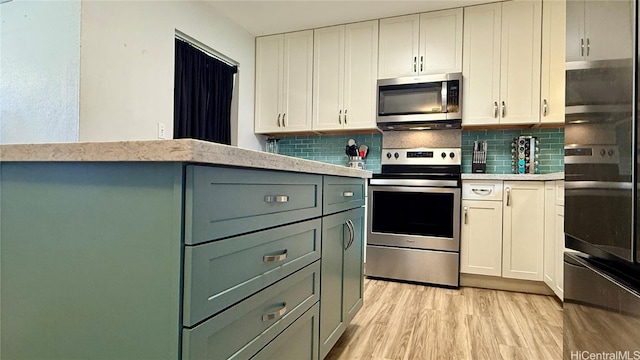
[462,128,564,174]
[277,133,383,173]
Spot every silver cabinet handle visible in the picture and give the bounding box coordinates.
[464,206,468,225]
[263,249,288,263]
[338,109,342,124]
[586,38,590,56]
[493,102,498,118]
[413,56,417,72]
[262,303,287,321]
[282,113,286,127]
[343,191,354,197]
[277,113,282,127]
[501,101,506,118]
[345,219,355,250]
[506,187,511,206]
[344,109,348,124]
[420,56,424,72]
[471,188,492,195]
[543,99,548,116]
[581,38,584,57]
[264,195,289,203]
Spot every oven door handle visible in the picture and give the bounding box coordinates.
[369,179,459,187]
[565,181,632,190]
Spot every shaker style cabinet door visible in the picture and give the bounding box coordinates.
[460,199,503,276]
[419,8,463,75]
[540,0,566,124]
[378,14,420,78]
[255,31,313,134]
[313,25,345,131]
[502,181,545,281]
[543,182,557,290]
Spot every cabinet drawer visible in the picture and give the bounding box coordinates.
[183,219,321,327]
[555,180,564,206]
[462,180,503,200]
[185,165,322,244]
[182,261,320,360]
[252,303,319,360]
[323,176,365,215]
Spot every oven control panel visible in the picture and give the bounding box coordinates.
[382,148,461,165]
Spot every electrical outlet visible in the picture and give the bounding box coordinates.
[157,122,166,139]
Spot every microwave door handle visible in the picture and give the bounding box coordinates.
[441,82,448,113]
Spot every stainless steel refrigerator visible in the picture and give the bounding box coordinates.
[563,0,640,358]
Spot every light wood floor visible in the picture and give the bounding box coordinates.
[326,278,563,360]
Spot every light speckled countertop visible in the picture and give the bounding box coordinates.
[462,172,564,181]
[0,139,372,179]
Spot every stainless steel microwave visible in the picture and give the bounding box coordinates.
[376,72,462,130]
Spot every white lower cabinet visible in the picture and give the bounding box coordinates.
[502,181,545,281]
[544,180,565,299]
[461,199,503,276]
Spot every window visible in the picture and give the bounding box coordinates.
[173,37,237,145]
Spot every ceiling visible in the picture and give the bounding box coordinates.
[206,0,501,36]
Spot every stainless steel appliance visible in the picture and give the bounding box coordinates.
[366,147,461,287]
[376,73,462,131]
[563,0,640,356]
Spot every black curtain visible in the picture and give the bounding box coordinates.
[174,39,237,145]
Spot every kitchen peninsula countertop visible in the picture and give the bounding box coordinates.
[0,139,371,179]
[462,172,564,181]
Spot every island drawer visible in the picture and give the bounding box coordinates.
[182,261,320,360]
[252,302,319,360]
[185,165,322,244]
[462,180,503,201]
[323,176,365,215]
[183,218,321,327]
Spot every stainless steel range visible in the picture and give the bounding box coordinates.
[366,147,461,287]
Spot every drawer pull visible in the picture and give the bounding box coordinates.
[264,195,289,203]
[343,191,354,197]
[263,250,288,263]
[262,303,287,322]
[471,188,492,195]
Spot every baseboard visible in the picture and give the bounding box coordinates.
[460,273,555,296]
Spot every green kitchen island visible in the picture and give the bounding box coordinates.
[0,139,370,360]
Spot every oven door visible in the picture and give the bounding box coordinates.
[368,185,461,252]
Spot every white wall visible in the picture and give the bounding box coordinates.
[0,0,81,144]
[80,1,262,150]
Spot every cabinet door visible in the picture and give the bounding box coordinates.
[460,200,503,276]
[343,207,364,324]
[319,211,348,359]
[313,26,345,131]
[343,20,378,130]
[502,181,545,281]
[282,30,313,132]
[378,14,420,78]
[543,182,556,289]
[584,0,634,61]
[555,205,564,299]
[540,0,566,124]
[419,8,463,75]
[462,3,502,126]
[565,0,585,62]
[499,0,542,125]
[255,35,284,133]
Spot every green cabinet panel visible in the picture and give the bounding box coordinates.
[323,176,365,215]
[182,261,320,360]
[319,206,365,359]
[183,219,321,326]
[0,162,183,360]
[253,303,320,360]
[185,165,322,244]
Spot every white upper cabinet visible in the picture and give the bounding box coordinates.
[255,31,313,134]
[566,0,633,62]
[463,1,542,126]
[378,9,463,78]
[540,0,566,124]
[313,21,378,131]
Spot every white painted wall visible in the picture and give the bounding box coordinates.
[0,0,81,144]
[80,1,262,150]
